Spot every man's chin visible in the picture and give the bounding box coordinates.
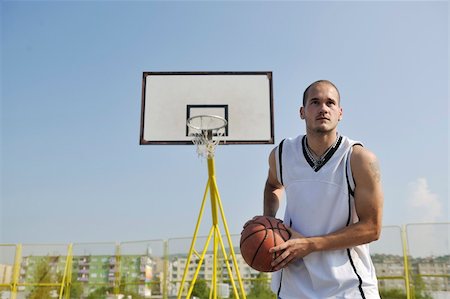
[312,126,335,134]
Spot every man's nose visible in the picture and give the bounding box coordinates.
[319,103,329,113]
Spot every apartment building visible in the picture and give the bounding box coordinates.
[0,264,12,284]
[10,252,449,298]
[72,254,155,297]
[372,254,450,294]
[167,252,270,298]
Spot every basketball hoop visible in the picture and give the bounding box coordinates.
[187,115,227,158]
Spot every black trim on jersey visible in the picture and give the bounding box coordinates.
[302,136,315,168]
[302,135,343,172]
[277,269,283,297]
[275,139,286,297]
[276,218,292,297]
[345,166,355,198]
[345,143,363,198]
[345,157,354,226]
[345,151,366,298]
[278,139,285,185]
[347,249,367,299]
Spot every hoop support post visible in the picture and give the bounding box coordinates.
[185,226,215,299]
[176,156,247,299]
[177,179,211,297]
[213,172,247,297]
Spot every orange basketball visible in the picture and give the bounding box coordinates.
[240,216,291,272]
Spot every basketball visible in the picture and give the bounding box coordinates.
[240,215,291,272]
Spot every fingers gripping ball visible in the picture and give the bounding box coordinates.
[240,216,291,272]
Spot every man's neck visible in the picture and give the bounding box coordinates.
[305,130,339,158]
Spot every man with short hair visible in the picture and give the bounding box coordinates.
[264,80,383,298]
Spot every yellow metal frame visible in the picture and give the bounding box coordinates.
[177,157,246,299]
[1,221,446,298]
[6,244,71,299]
[60,243,73,299]
[401,225,412,299]
[10,244,22,299]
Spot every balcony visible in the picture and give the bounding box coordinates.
[78,260,89,266]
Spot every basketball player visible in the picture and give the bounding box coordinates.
[264,80,383,298]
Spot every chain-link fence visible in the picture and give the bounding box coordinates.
[0,223,448,299]
[405,223,450,299]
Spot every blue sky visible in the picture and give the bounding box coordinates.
[1,1,448,250]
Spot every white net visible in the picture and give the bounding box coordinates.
[190,129,225,158]
[187,115,227,158]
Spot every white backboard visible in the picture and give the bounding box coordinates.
[140,72,274,145]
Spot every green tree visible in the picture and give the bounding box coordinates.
[379,288,406,299]
[379,276,433,299]
[68,281,84,299]
[151,274,161,295]
[120,289,145,299]
[411,275,433,299]
[118,274,146,299]
[85,286,112,299]
[27,256,59,299]
[192,278,210,299]
[246,273,273,299]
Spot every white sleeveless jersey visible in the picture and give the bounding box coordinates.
[271,134,380,299]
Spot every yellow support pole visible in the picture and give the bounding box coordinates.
[163,240,168,299]
[177,179,212,299]
[185,226,215,299]
[209,157,219,299]
[60,243,73,299]
[208,158,219,226]
[178,155,246,299]
[10,244,22,299]
[114,242,121,295]
[213,227,218,299]
[402,225,412,299]
[216,226,240,298]
[213,178,247,299]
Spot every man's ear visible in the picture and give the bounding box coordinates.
[300,106,305,119]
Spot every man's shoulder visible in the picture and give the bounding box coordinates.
[350,145,378,167]
[340,134,362,147]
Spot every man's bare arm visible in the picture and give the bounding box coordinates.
[264,148,284,217]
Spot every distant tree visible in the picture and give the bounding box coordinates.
[411,275,433,299]
[120,289,145,299]
[85,286,112,299]
[117,274,146,299]
[379,288,406,299]
[151,274,161,295]
[192,278,210,299]
[246,273,273,299]
[27,256,58,299]
[68,280,84,299]
[379,276,433,299]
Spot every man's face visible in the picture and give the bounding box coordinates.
[300,82,343,134]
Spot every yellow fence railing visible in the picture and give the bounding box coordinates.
[0,223,448,299]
